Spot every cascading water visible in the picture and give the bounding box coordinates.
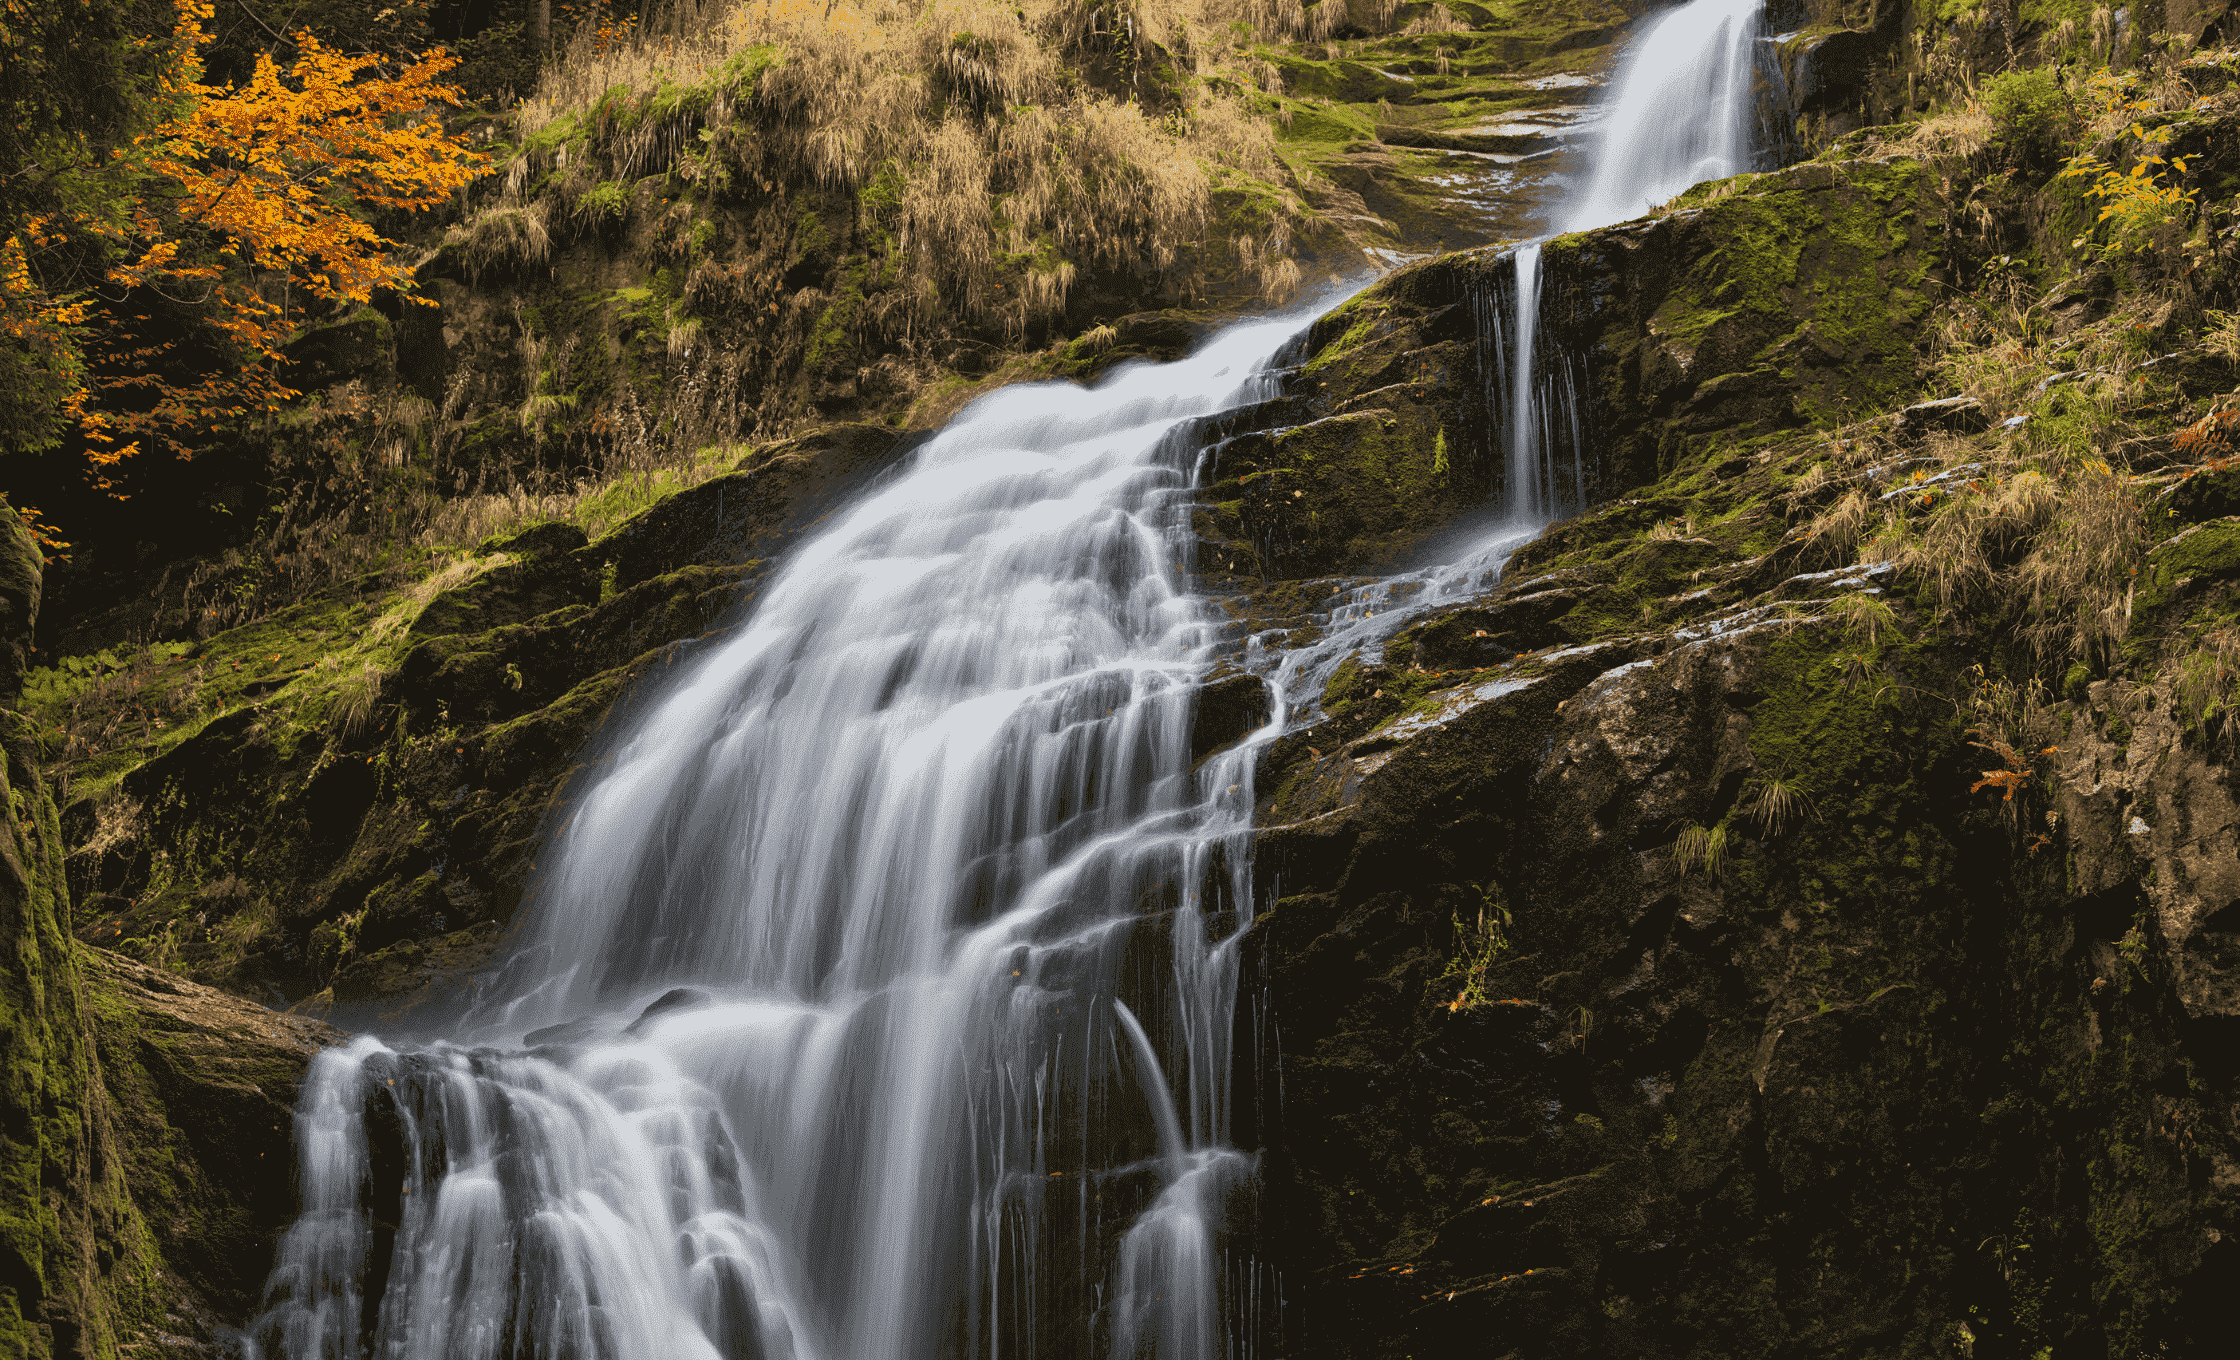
[247,7,1792,1355]
[1504,0,1770,522]
[1562,0,1770,232]
[246,308,1325,1360]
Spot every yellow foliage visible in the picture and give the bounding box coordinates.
[2060,70,2200,253]
[0,0,487,491]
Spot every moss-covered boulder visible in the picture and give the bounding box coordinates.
[1198,155,1944,589]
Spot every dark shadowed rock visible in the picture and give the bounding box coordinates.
[1192,672,1272,763]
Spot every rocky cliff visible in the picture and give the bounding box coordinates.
[1215,92,2240,1359]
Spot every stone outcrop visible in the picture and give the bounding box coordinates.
[1196,154,1945,584]
[1216,151,2240,1357]
[1246,534,2237,1354]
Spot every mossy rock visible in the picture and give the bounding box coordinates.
[279,312,393,394]
[2135,516,2240,629]
[2165,467,2240,524]
[480,522,591,559]
[410,555,601,639]
[1268,154,1943,573]
[1205,406,1474,577]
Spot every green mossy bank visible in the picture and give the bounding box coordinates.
[2,505,342,1358]
[1206,120,2240,1360]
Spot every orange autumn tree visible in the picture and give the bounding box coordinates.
[2,0,487,498]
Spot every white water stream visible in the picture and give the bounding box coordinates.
[247,310,1318,1360]
[246,5,1777,1356]
[1506,0,1769,520]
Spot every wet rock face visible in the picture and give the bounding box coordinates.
[81,950,343,1335]
[2057,675,2240,1029]
[1196,157,1943,587]
[1249,543,2237,1356]
[1231,156,2233,1358]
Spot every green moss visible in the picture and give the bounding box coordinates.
[0,705,170,1354]
[1740,627,1964,911]
[717,43,782,93]
[1322,652,1366,716]
[1651,160,1937,426]
[523,110,586,156]
[1276,98,1377,146]
[1304,314,1377,373]
[580,180,631,224]
[2135,519,2240,620]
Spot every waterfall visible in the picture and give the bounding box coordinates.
[246,308,1323,1360]
[242,8,1787,1354]
[1504,0,1769,522]
[1562,0,1770,233]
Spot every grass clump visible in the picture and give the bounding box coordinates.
[1671,822,1729,878]
[1436,887,1511,1012]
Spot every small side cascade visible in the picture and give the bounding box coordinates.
[1496,0,1771,526]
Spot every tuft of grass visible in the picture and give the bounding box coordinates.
[1741,773,1818,837]
[1672,822,1729,878]
[1829,590,1901,647]
[2202,310,2240,364]
[459,200,552,281]
[324,661,388,743]
[1803,487,1876,566]
[1436,887,1511,1012]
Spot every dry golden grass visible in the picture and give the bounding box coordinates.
[497,0,1310,337]
[1741,772,1818,835]
[1792,269,2171,673]
[1671,822,1729,878]
[1869,105,1992,161]
[416,440,744,550]
[1821,431,2143,668]
[1829,590,1900,646]
[1803,486,1875,565]
[1404,9,1470,38]
[323,660,388,742]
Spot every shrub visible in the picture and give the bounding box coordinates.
[1981,67,2079,166]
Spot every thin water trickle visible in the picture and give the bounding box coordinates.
[247,307,1326,1360]
[1500,0,1769,526]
